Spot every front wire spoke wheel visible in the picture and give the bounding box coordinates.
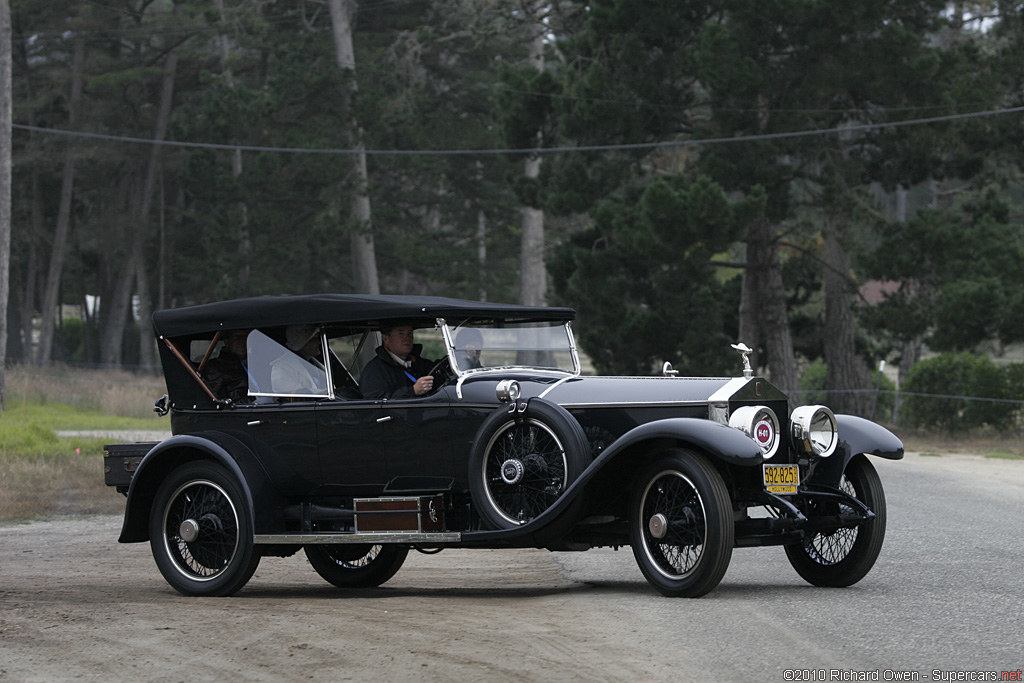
[785,454,887,587]
[642,473,706,577]
[804,472,858,565]
[629,449,733,598]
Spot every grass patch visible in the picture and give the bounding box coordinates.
[6,364,167,420]
[1,367,167,523]
[1,400,166,432]
[985,453,1024,460]
[919,452,943,457]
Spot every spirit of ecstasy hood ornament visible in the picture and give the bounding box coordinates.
[731,343,753,379]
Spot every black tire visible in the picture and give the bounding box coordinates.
[785,454,887,587]
[304,544,409,588]
[468,399,589,530]
[149,461,260,597]
[629,449,734,598]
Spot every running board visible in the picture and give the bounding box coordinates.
[254,532,462,545]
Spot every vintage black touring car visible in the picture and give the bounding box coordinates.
[104,294,903,598]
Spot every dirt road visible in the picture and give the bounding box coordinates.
[1,451,1021,682]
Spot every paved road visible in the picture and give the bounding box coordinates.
[554,454,1024,678]
[1,452,1021,682]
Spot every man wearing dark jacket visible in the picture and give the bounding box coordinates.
[360,322,436,399]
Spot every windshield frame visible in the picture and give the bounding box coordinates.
[438,318,581,380]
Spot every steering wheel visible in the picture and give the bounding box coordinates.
[426,356,452,388]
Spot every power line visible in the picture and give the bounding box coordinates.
[13,105,1024,157]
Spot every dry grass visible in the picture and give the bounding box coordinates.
[1,366,165,524]
[0,441,126,521]
[6,365,166,419]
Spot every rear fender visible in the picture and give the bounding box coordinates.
[118,433,284,543]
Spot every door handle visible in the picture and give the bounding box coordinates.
[376,416,392,423]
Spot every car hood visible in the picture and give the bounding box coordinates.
[523,374,786,407]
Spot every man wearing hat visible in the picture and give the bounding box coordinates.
[360,322,435,399]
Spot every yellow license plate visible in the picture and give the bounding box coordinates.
[763,464,799,495]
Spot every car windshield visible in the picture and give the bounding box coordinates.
[442,321,578,376]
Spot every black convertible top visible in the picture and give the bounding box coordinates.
[152,294,575,338]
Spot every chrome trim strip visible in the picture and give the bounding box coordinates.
[455,367,573,400]
[538,374,575,399]
[557,400,712,408]
[708,377,750,403]
[254,532,462,545]
[320,333,335,401]
[566,321,582,377]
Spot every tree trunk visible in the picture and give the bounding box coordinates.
[890,183,918,425]
[216,0,250,290]
[737,241,760,372]
[519,7,547,307]
[520,158,546,306]
[746,218,798,397]
[0,0,12,408]
[21,171,42,360]
[823,221,871,416]
[328,0,379,294]
[477,207,487,301]
[36,21,85,365]
[101,42,178,367]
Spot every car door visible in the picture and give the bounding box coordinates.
[377,393,455,489]
[315,399,388,496]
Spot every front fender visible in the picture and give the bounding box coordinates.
[118,433,283,543]
[835,414,904,461]
[809,415,904,487]
[594,417,764,467]
[463,417,761,545]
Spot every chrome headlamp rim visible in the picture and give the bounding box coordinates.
[790,405,838,459]
[495,379,521,403]
[728,405,780,460]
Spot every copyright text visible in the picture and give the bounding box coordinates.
[783,670,1022,682]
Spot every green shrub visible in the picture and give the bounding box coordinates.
[901,353,1018,432]
[800,358,896,420]
[801,359,829,406]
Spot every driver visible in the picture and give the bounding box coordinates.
[359,321,436,399]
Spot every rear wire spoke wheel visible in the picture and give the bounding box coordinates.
[304,544,408,588]
[469,399,589,530]
[149,462,259,597]
[629,450,733,598]
[785,454,887,587]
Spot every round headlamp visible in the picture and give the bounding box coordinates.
[790,405,838,459]
[729,405,780,459]
[495,379,521,403]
